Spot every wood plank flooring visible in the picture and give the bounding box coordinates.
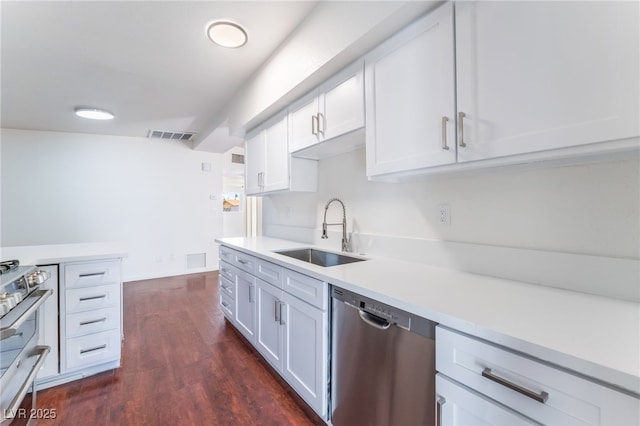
[37,272,324,425]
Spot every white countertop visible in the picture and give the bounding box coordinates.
[217,236,640,395]
[1,242,128,265]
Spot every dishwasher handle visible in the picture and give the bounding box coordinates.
[358,309,391,330]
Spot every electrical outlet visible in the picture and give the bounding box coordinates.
[438,204,451,226]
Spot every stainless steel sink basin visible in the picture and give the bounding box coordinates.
[274,248,367,267]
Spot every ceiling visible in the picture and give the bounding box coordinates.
[0,1,318,151]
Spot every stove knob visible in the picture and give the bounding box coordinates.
[0,302,9,316]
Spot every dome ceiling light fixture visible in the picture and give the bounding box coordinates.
[74,107,114,120]
[206,21,248,48]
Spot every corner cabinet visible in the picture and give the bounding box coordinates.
[289,62,365,159]
[245,111,318,196]
[218,246,329,420]
[366,1,640,179]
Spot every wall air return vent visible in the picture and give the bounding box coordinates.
[147,130,196,141]
[231,153,245,164]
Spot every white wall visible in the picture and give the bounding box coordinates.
[262,149,639,300]
[1,128,224,281]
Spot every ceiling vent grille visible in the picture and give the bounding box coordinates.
[147,130,196,141]
[231,153,245,164]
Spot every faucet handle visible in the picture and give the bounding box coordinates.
[321,222,328,239]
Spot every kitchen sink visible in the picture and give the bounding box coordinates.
[274,248,367,267]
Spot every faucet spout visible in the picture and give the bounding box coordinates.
[321,198,350,252]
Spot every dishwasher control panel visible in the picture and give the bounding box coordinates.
[332,287,412,329]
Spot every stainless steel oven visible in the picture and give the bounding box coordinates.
[0,264,52,426]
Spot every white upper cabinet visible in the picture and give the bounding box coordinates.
[289,62,365,159]
[365,2,456,177]
[245,111,318,196]
[365,1,639,179]
[456,1,640,162]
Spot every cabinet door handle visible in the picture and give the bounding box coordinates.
[79,271,106,278]
[441,116,450,150]
[79,294,107,302]
[436,396,445,426]
[278,302,285,325]
[274,299,280,323]
[457,111,467,147]
[248,284,254,303]
[311,114,318,136]
[317,113,325,137]
[80,317,107,326]
[80,344,107,354]
[481,368,549,403]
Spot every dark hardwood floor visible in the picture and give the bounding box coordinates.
[37,272,324,425]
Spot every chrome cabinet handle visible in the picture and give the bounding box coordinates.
[0,289,53,340]
[317,113,325,137]
[482,368,549,403]
[80,344,107,354]
[80,317,107,326]
[436,396,445,426]
[221,301,232,310]
[79,294,107,302]
[221,284,232,295]
[2,345,50,422]
[278,301,285,325]
[311,115,318,136]
[274,299,280,323]
[79,271,106,278]
[237,259,249,265]
[457,111,467,147]
[441,116,450,150]
[248,284,254,303]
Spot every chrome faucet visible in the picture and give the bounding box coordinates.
[321,198,350,252]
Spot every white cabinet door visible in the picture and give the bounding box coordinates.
[234,269,256,343]
[255,279,284,370]
[263,113,290,193]
[437,374,535,426]
[244,130,264,195]
[289,93,320,152]
[456,1,640,162]
[319,65,364,141]
[281,291,328,418]
[365,2,456,177]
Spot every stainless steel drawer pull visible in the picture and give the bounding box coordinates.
[274,300,280,323]
[441,116,450,150]
[80,344,107,354]
[79,272,106,278]
[278,302,285,325]
[237,259,249,265]
[221,285,232,295]
[481,368,549,403]
[221,301,232,310]
[436,396,445,426]
[457,111,467,147]
[80,317,107,326]
[79,295,107,302]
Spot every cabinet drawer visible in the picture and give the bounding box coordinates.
[219,276,235,300]
[66,329,120,371]
[65,260,121,288]
[283,269,327,310]
[219,246,235,264]
[65,306,119,338]
[219,260,236,282]
[233,250,255,274]
[436,327,640,425]
[65,284,119,313]
[220,291,234,320]
[255,258,283,288]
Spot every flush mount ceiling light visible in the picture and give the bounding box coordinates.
[74,107,114,120]
[206,21,248,48]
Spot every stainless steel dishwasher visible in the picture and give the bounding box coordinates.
[331,287,437,426]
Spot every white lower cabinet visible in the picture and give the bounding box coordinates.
[220,246,329,420]
[436,374,535,426]
[436,326,640,425]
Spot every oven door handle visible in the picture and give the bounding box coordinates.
[1,345,51,422]
[0,289,52,340]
